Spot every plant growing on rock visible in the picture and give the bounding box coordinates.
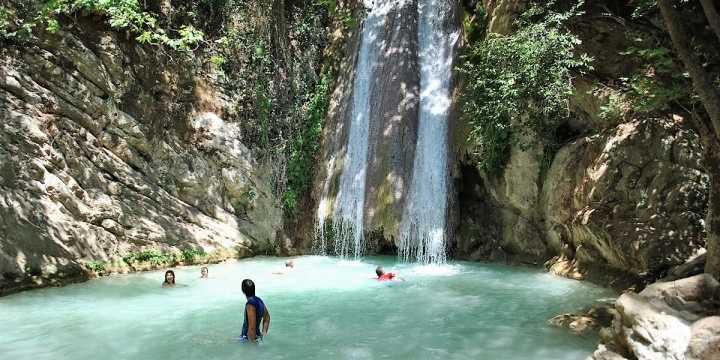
[0,0,204,51]
[458,0,592,173]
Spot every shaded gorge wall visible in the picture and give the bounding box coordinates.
[0,0,330,295]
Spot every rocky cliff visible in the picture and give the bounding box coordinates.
[0,0,714,303]
[455,0,710,291]
[0,0,332,294]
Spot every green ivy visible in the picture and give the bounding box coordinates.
[253,41,273,148]
[458,0,592,173]
[282,70,332,216]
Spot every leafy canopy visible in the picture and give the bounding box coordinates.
[0,0,202,50]
[458,0,591,173]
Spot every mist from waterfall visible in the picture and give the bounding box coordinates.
[398,0,459,264]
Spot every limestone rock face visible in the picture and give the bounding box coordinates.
[460,116,706,284]
[0,27,283,289]
[544,119,707,284]
[454,0,708,288]
[593,274,720,360]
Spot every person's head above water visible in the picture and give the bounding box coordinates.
[375,266,404,281]
[164,270,176,285]
[285,260,294,268]
[200,267,209,278]
[375,266,385,277]
[241,279,256,297]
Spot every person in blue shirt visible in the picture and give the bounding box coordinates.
[240,279,270,342]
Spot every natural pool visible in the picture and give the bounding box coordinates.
[0,256,616,359]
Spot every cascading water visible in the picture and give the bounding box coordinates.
[316,0,458,264]
[325,0,392,259]
[398,0,459,264]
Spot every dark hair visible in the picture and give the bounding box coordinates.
[164,270,176,285]
[201,267,209,273]
[375,266,384,277]
[241,279,256,297]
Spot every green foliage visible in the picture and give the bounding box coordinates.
[209,54,227,66]
[463,3,488,43]
[458,0,591,173]
[593,35,698,122]
[631,0,657,18]
[614,44,691,115]
[180,249,207,263]
[631,0,693,19]
[84,261,105,273]
[159,172,178,192]
[203,0,330,217]
[136,249,168,265]
[316,0,356,29]
[0,0,203,51]
[242,188,256,201]
[123,249,169,266]
[24,265,42,276]
[249,39,273,147]
[596,91,624,121]
[282,70,332,215]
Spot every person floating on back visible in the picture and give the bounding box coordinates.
[240,279,271,342]
[375,266,405,281]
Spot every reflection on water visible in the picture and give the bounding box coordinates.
[0,256,616,359]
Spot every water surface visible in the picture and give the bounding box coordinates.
[0,256,615,359]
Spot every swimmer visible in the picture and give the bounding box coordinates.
[271,259,295,275]
[200,266,210,279]
[162,270,181,287]
[375,266,405,281]
[240,279,270,342]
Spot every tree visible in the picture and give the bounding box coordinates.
[657,0,720,278]
[700,0,720,40]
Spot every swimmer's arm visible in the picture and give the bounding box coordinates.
[246,304,258,342]
[262,307,270,334]
[394,272,405,281]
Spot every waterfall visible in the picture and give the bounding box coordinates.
[316,0,458,263]
[398,0,459,264]
[326,0,394,259]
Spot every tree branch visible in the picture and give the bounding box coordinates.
[657,0,720,140]
[700,0,720,41]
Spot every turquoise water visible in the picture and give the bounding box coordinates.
[0,256,615,359]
